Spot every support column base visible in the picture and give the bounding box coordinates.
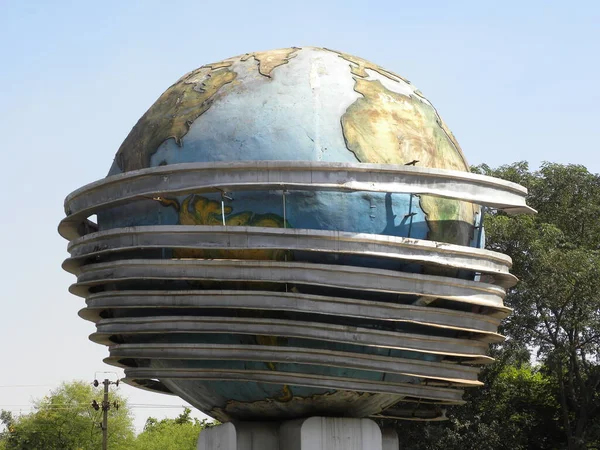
[197,417,399,450]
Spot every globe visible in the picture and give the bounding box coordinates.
[103,46,477,247]
[61,47,532,423]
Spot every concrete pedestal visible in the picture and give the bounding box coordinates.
[197,417,399,450]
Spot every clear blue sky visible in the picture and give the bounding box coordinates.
[0,0,598,433]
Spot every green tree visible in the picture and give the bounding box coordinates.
[0,380,134,450]
[392,361,561,450]
[393,162,600,449]
[474,162,600,449]
[132,408,216,450]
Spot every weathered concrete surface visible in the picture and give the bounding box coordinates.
[125,366,465,403]
[280,417,382,450]
[197,417,385,450]
[382,427,401,450]
[198,421,280,450]
[92,316,492,358]
[72,259,507,308]
[106,343,482,385]
[81,290,504,333]
[64,225,516,287]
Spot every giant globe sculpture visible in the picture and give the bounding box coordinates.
[60,47,533,424]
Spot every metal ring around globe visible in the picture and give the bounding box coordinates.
[71,259,506,309]
[91,316,493,360]
[105,343,482,385]
[81,290,505,333]
[122,367,466,404]
[80,290,504,334]
[59,161,535,240]
[64,225,517,288]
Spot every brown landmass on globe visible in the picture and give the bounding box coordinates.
[341,76,476,245]
[114,65,237,172]
[159,194,288,260]
[114,48,301,172]
[241,47,300,77]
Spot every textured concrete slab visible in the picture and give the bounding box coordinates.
[125,367,465,403]
[382,428,400,450]
[92,316,492,358]
[198,418,387,450]
[81,290,503,332]
[105,343,482,385]
[281,417,382,450]
[72,259,506,308]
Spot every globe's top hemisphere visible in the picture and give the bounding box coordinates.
[110,46,469,175]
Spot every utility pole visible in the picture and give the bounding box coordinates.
[102,379,109,450]
[92,376,119,450]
